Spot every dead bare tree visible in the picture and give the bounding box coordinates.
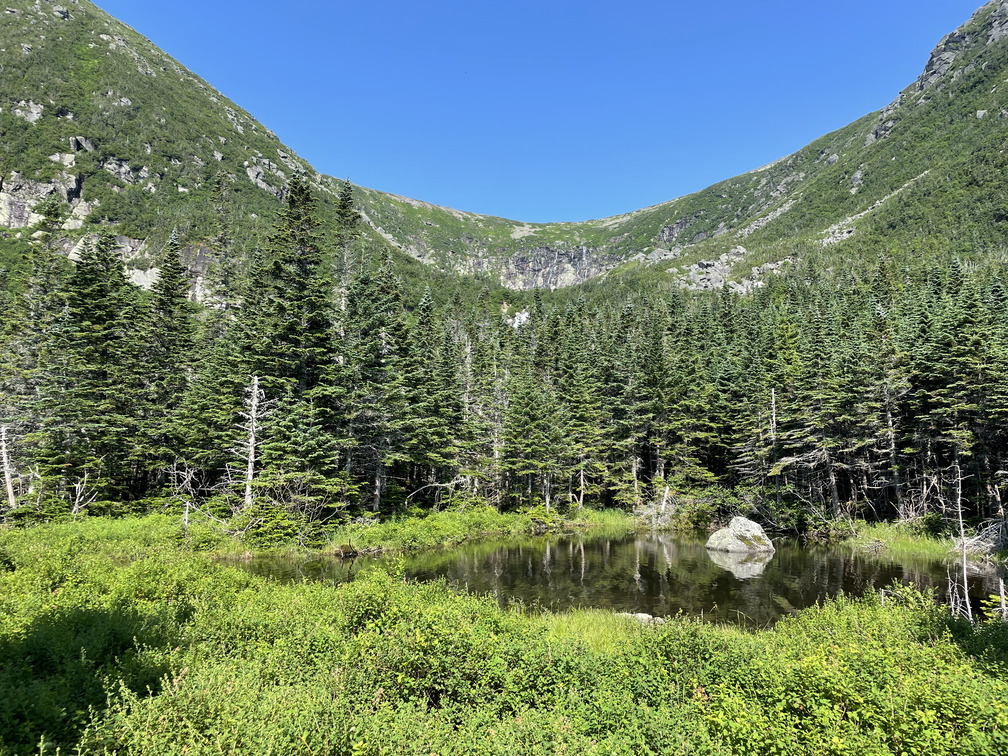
[166,461,229,540]
[951,453,972,622]
[1,425,16,511]
[235,376,264,512]
[71,470,98,519]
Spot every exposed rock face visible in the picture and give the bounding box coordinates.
[657,216,698,246]
[864,119,896,146]
[916,24,977,92]
[491,245,624,290]
[13,100,43,122]
[729,259,791,294]
[705,517,774,553]
[244,158,284,198]
[740,199,795,238]
[400,242,626,290]
[69,136,95,152]
[850,167,864,193]
[103,158,135,184]
[667,246,791,294]
[910,2,1008,93]
[707,548,773,579]
[49,153,75,168]
[0,171,82,228]
[989,0,1008,43]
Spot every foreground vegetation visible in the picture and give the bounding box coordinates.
[1,515,1007,756]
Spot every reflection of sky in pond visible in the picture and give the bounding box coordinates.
[234,532,1006,628]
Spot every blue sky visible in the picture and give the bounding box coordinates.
[95,1,983,222]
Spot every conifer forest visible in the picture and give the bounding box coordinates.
[2,174,1007,543]
[3,2,1008,754]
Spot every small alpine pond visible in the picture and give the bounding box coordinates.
[236,532,1006,626]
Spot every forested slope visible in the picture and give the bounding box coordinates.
[1,2,1008,541]
[2,173,1007,541]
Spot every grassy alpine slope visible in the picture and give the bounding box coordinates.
[5,1,1008,291]
[1,515,1007,756]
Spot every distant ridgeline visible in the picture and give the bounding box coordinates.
[1,1,1008,538]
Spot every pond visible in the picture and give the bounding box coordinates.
[237,531,1006,626]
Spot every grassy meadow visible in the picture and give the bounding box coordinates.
[1,514,1007,755]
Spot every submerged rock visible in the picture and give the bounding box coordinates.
[705,516,774,553]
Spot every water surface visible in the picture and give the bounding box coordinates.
[238,532,1005,626]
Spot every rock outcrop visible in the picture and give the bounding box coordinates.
[705,516,774,553]
[12,100,43,123]
[0,171,82,228]
[493,245,624,289]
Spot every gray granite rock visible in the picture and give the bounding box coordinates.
[705,516,774,553]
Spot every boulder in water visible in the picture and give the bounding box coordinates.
[705,516,774,553]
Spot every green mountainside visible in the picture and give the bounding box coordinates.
[362,0,1008,288]
[3,0,1008,293]
[4,7,1008,754]
[0,0,507,306]
[1,0,1008,542]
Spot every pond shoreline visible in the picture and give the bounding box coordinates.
[1,514,1006,755]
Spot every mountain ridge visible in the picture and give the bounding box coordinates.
[2,0,1008,291]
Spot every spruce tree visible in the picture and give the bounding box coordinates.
[34,233,144,509]
[144,229,196,480]
[344,253,408,511]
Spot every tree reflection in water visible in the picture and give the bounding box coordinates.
[238,533,1006,627]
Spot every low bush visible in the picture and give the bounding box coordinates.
[1,516,1005,755]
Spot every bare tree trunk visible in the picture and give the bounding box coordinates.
[828,465,841,520]
[954,451,972,622]
[71,470,95,518]
[632,455,640,506]
[884,393,905,516]
[244,376,262,511]
[1,426,16,510]
[771,388,780,506]
[372,461,383,512]
[578,467,585,513]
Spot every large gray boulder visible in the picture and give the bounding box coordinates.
[705,516,774,553]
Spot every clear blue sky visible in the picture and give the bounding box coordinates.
[95,0,983,222]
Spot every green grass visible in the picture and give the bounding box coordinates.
[540,608,646,654]
[1,516,1007,755]
[849,521,963,563]
[321,505,636,556]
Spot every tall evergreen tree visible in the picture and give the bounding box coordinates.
[344,254,408,511]
[34,233,144,509]
[143,229,196,479]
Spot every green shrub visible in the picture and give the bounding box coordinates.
[2,516,1007,756]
